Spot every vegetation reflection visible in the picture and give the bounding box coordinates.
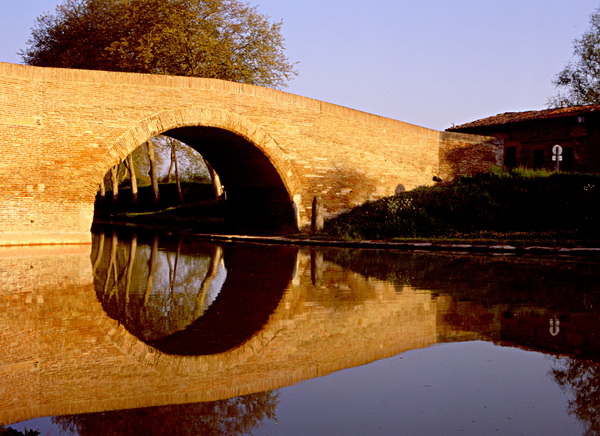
[52,391,278,436]
[320,247,600,432]
[91,228,295,355]
[89,232,600,431]
[92,230,226,342]
[552,357,600,436]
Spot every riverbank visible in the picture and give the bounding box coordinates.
[95,168,600,256]
[93,219,600,257]
[321,168,600,241]
[178,231,600,257]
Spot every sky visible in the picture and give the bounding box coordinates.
[1,0,599,130]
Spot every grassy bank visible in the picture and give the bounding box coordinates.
[321,168,600,246]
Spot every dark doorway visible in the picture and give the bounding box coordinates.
[561,147,574,172]
[533,149,545,169]
[504,146,517,169]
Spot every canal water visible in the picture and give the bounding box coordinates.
[2,227,600,435]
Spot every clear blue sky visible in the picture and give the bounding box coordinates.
[1,0,598,130]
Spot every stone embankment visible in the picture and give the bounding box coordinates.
[181,232,600,257]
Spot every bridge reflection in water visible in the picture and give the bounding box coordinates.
[2,230,600,434]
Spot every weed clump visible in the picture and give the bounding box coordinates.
[322,168,600,241]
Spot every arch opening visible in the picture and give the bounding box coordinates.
[93,107,304,235]
[94,136,227,232]
[166,126,297,235]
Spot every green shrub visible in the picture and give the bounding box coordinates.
[322,168,600,240]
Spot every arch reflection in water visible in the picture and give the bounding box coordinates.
[91,229,296,355]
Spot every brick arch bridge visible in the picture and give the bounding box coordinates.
[0,62,499,245]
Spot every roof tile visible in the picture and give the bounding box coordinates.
[448,104,600,131]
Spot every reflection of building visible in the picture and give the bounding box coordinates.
[437,299,600,360]
[447,105,600,172]
[499,308,600,359]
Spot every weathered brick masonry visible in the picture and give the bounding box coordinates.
[0,62,499,245]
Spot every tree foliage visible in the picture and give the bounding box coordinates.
[550,7,600,107]
[20,0,297,89]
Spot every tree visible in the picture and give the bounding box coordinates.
[550,7,600,107]
[164,136,184,203]
[124,154,139,203]
[20,0,297,89]
[110,164,121,204]
[146,139,161,203]
[21,0,297,208]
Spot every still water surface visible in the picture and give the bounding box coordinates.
[2,228,600,435]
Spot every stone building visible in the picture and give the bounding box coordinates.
[447,105,600,173]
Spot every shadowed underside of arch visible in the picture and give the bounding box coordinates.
[94,107,305,233]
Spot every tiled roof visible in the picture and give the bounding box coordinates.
[448,104,600,131]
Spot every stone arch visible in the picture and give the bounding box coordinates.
[90,107,307,231]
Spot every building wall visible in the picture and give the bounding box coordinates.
[438,131,502,182]
[505,119,590,171]
[452,114,600,173]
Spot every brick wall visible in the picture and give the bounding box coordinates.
[438,131,502,182]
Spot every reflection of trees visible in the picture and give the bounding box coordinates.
[92,231,226,342]
[0,427,39,436]
[92,228,295,355]
[552,357,600,436]
[321,247,600,359]
[321,248,600,311]
[52,391,278,436]
[325,247,600,435]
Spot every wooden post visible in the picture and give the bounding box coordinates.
[311,195,324,233]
